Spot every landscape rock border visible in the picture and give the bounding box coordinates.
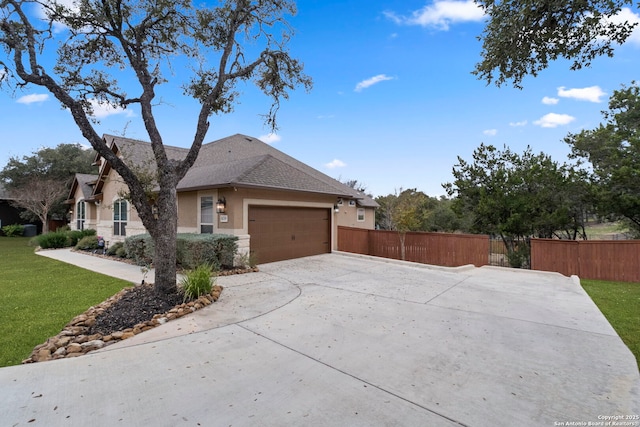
[23,284,224,364]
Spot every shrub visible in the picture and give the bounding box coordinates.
[32,231,70,249]
[75,235,99,251]
[123,234,154,265]
[115,246,127,258]
[67,228,97,246]
[123,233,238,268]
[2,224,24,237]
[176,233,238,270]
[106,241,124,256]
[507,242,530,269]
[234,251,258,268]
[180,263,215,302]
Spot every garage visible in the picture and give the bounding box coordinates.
[248,206,331,264]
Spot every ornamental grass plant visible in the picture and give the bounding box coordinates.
[180,263,215,302]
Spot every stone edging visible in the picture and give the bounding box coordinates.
[23,285,223,364]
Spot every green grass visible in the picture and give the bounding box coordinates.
[583,221,630,240]
[581,278,640,370]
[0,237,131,367]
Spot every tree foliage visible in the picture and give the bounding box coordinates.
[0,0,311,294]
[375,189,463,233]
[444,144,591,253]
[474,0,637,87]
[0,143,95,188]
[565,82,640,236]
[8,177,68,233]
[0,143,96,223]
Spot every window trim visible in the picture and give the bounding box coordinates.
[200,195,215,234]
[76,200,86,230]
[356,208,365,222]
[113,199,128,236]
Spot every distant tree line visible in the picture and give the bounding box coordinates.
[0,144,96,233]
[372,83,640,264]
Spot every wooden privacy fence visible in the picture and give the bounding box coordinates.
[338,227,489,267]
[531,239,640,282]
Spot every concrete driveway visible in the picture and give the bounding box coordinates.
[1,253,638,426]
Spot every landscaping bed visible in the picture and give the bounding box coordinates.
[23,247,258,364]
[23,282,224,363]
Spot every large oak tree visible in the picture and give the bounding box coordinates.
[0,0,311,295]
[565,83,640,236]
[474,0,637,87]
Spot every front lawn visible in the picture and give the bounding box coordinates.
[581,278,640,370]
[0,237,131,367]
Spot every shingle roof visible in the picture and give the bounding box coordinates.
[99,133,379,207]
[76,174,98,199]
[65,173,99,204]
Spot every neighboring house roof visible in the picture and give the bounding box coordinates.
[96,134,379,207]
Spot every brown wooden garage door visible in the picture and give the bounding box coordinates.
[248,206,331,264]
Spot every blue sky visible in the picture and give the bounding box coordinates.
[2,0,640,197]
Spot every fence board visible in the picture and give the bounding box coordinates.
[338,227,489,267]
[531,238,640,282]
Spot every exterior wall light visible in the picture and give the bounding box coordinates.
[334,204,340,213]
[216,197,226,214]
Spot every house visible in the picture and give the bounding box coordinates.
[0,183,23,231]
[67,134,378,264]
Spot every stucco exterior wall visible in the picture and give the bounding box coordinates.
[95,172,143,242]
[335,202,375,230]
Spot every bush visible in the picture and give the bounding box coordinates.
[115,246,127,258]
[31,231,70,249]
[123,234,155,265]
[507,242,530,269]
[106,241,124,256]
[2,224,24,237]
[123,233,238,269]
[65,229,95,246]
[234,251,258,269]
[75,235,99,251]
[180,263,215,302]
[176,233,238,270]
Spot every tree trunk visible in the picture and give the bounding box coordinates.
[399,232,406,261]
[40,213,49,234]
[149,187,178,295]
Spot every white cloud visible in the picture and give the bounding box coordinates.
[542,96,559,105]
[483,129,497,136]
[36,0,79,32]
[602,7,640,46]
[557,86,606,103]
[384,0,485,31]
[354,74,394,92]
[509,120,528,127]
[259,133,281,144]
[325,159,347,169]
[17,94,49,104]
[534,113,576,128]
[88,99,134,118]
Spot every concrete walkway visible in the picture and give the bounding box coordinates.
[1,250,638,426]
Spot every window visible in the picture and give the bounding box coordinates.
[113,199,128,236]
[348,200,356,207]
[200,196,214,234]
[76,200,86,230]
[357,208,365,222]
